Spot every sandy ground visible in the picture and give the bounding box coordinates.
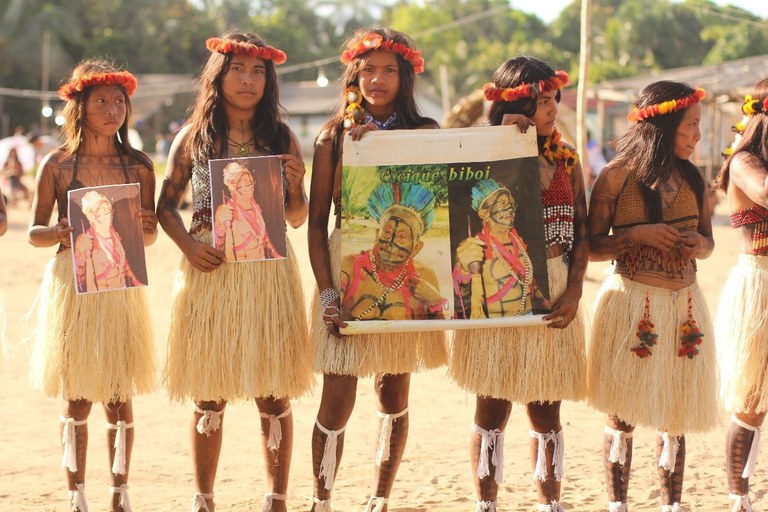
[0,193,763,512]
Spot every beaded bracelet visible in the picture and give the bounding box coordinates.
[319,287,340,310]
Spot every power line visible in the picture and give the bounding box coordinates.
[676,0,768,28]
[0,4,514,98]
[278,5,509,75]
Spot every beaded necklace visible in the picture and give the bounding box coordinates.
[364,111,398,131]
[353,249,412,320]
[488,230,534,316]
[539,131,576,252]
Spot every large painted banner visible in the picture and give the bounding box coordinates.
[340,125,551,335]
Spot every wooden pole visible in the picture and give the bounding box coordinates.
[577,0,592,179]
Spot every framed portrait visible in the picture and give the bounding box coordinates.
[68,183,147,294]
[209,155,287,262]
[340,126,549,334]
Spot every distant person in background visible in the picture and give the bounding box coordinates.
[604,136,618,162]
[2,147,30,206]
[586,131,607,191]
[154,133,170,162]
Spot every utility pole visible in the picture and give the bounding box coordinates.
[577,0,591,179]
[41,30,51,134]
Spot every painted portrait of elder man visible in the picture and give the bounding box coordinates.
[340,181,448,321]
[68,183,147,294]
[450,173,550,319]
[209,156,286,262]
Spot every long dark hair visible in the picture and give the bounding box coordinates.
[60,59,151,169]
[186,31,290,166]
[611,80,705,222]
[487,55,562,126]
[317,27,437,168]
[717,77,768,191]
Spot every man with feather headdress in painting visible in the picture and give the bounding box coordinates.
[340,182,446,321]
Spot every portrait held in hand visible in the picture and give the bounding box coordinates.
[209,156,287,262]
[68,184,147,294]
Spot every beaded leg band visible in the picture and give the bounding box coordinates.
[110,484,132,512]
[472,422,505,484]
[106,421,134,475]
[260,406,291,452]
[61,416,88,473]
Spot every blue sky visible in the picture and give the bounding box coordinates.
[511,0,768,23]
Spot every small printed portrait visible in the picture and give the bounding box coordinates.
[340,181,448,321]
[450,173,550,319]
[68,184,147,294]
[209,156,287,262]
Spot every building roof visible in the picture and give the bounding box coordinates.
[592,53,768,102]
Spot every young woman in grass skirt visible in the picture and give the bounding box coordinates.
[587,81,718,512]
[156,32,313,512]
[449,55,589,512]
[716,78,768,512]
[307,27,447,512]
[28,59,157,512]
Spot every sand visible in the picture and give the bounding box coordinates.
[0,195,761,511]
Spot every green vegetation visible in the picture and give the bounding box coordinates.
[1,0,765,130]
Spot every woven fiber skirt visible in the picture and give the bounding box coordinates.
[165,232,313,402]
[0,291,5,356]
[311,229,447,377]
[586,274,718,435]
[717,254,768,414]
[449,255,588,403]
[30,251,155,402]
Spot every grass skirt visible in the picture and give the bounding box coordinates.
[586,274,718,435]
[165,232,313,402]
[0,291,6,357]
[449,256,588,403]
[716,254,768,413]
[311,229,447,377]
[29,251,155,402]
